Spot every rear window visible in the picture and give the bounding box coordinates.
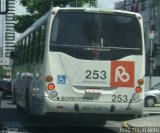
[50,10,142,60]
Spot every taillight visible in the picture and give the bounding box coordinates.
[48,83,55,90]
[135,86,142,93]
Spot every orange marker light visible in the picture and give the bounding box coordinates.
[138,79,144,86]
[52,11,56,15]
[48,83,55,90]
[138,16,141,20]
[135,86,142,93]
[46,75,53,82]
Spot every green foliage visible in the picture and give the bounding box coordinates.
[14,0,96,33]
[14,14,38,33]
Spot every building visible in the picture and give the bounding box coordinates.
[0,0,6,58]
[115,1,124,9]
[123,0,160,76]
[0,0,15,65]
[5,0,16,58]
[150,1,160,75]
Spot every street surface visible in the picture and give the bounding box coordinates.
[144,107,160,114]
[0,98,117,133]
[1,98,160,133]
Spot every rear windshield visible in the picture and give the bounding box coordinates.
[50,10,142,60]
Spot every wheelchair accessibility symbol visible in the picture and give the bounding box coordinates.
[57,75,66,84]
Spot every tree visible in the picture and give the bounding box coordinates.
[153,43,160,57]
[0,66,4,79]
[14,0,96,33]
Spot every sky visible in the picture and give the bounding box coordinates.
[15,0,27,15]
[14,0,123,38]
[97,0,123,9]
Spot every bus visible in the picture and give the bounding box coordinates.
[12,7,145,122]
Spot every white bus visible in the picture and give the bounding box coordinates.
[12,7,145,122]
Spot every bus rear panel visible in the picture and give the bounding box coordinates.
[42,8,145,117]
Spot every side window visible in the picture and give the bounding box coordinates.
[13,45,18,65]
[39,23,47,62]
[37,28,42,62]
[14,21,47,65]
[22,38,26,64]
[26,36,29,64]
[33,31,37,63]
[16,43,21,65]
[28,34,32,63]
[29,33,34,63]
[19,41,23,65]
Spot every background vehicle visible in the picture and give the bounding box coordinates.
[145,82,160,107]
[2,81,13,98]
[12,7,145,122]
[0,80,13,98]
[0,80,7,92]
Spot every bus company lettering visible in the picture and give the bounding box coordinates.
[82,106,109,111]
[111,61,135,87]
[61,96,93,101]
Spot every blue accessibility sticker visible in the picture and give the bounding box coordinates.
[57,75,66,84]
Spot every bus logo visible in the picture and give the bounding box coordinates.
[111,61,135,87]
[115,66,130,82]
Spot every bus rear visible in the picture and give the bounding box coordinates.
[43,8,145,118]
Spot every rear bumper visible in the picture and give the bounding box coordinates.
[44,112,136,121]
[42,96,144,117]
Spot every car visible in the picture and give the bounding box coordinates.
[145,82,160,107]
[0,80,7,92]
[0,81,13,98]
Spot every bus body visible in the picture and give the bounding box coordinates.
[12,7,145,120]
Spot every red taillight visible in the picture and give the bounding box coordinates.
[135,86,142,93]
[48,83,55,90]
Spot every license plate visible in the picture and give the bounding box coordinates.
[85,89,103,94]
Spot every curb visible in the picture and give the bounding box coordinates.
[122,121,138,133]
[122,121,130,128]
[155,104,160,107]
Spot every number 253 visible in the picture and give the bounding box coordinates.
[85,70,107,80]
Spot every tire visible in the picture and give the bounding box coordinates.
[2,91,6,98]
[145,96,156,107]
[25,91,38,121]
[25,90,30,114]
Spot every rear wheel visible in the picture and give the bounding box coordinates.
[2,90,6,98]
[25,90,30,114]
[145,96,156,107]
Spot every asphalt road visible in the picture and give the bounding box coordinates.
[1,98,159,133]
[0,98,117,133]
